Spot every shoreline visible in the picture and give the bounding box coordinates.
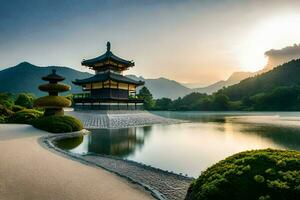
[42,132,194,200]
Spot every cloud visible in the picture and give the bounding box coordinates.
[263,44,300,71]
[265,44,300,57]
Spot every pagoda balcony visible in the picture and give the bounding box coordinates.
[73,92,144,103]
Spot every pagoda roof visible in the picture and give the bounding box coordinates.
[81,42,134,68]
[72,71,144,86]
[42,69,65,82]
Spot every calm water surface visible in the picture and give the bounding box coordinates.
[56,112,300,177]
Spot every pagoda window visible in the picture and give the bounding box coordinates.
[118,83,129,90]
[110,80,118,89]
[103,81,110,88]
[129,84,136,91]
[83,83,92,90]
[93,82,103,89]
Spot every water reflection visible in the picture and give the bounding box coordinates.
[56,112,300,177]
[88,128,145,157]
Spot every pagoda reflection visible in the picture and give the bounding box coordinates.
[87,127,148,157]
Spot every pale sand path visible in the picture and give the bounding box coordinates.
[0,124,154,200]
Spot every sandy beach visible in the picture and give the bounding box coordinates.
[0,124,154,200]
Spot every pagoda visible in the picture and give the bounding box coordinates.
[35,70,71,116]
[73,42,144,110]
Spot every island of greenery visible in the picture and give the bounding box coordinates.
[0,70,82,133]
[185,149,300,200]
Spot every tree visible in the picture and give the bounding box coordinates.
[138,86,155,110]
[212,93,230,110]
[15,93,36,109]
[0,92,14,109]
[154,98,172,110]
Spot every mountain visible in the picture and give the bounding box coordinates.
[126,75,191,99]
[221,59,300,100]
[192,71,253,94]
[0,62,91,96]
[0,62,191,99]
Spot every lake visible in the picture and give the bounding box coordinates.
[56,111,300,177]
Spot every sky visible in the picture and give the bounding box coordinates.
[1,0,300,86]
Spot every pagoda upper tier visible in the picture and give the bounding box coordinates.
[82,42,134,72]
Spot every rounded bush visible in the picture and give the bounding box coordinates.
[0,104,14,117]
[15,93,35,108]
[0,115,6,123]
[7,109,43,124]
[32,115,83,133]
[38,83,70,93]
[12,105,25,112]
[34,96,71,108]
[186,149,300,200]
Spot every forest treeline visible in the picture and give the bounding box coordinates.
[139,59,300,111]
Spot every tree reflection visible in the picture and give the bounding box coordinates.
[238,125,300,150]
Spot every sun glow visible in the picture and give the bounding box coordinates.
[238,14,300,72]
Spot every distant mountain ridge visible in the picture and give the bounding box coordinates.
[0,62,193,99]
[0,62,265,99]
[192,71,253,94]
[221,59,300,100]
[0,62,91,96]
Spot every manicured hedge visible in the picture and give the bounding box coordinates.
[0,115,6,123]
[34,96,71,108]
[32,115,83,133]
[11,104,25,112]
[185,149,300,200]
[7,109,43,124]
[0,104,14,117]
[38,83,70,93]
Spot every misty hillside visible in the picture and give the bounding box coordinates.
[126,75,191,99]
[0,62,91,96]
[221,59,300,100]
[193,71,253,94]
[0,62,192,99]
[0,62,259,99]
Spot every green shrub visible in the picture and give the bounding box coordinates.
[32,115,83,133]
[15,93,36,108]
[0,115,6,123]
[0,93,14,110]
[0,104,14,117]
[38,83,70,93]
[34,96,71,108]
[11,104,25,112]
[186,149,300,200]
[7,109,43,124]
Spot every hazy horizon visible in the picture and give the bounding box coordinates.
[1,0,300,86]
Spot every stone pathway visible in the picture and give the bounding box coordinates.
[43,133,194,200]
[67,111,180,129]
[82,154,193,200]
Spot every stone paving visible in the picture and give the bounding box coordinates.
[66,110,180,129]
[42,133,194,200]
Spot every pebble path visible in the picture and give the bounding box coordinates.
[67,110,180,129]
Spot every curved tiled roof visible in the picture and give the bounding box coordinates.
[81,42,134,67]
[73,71,144,86]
